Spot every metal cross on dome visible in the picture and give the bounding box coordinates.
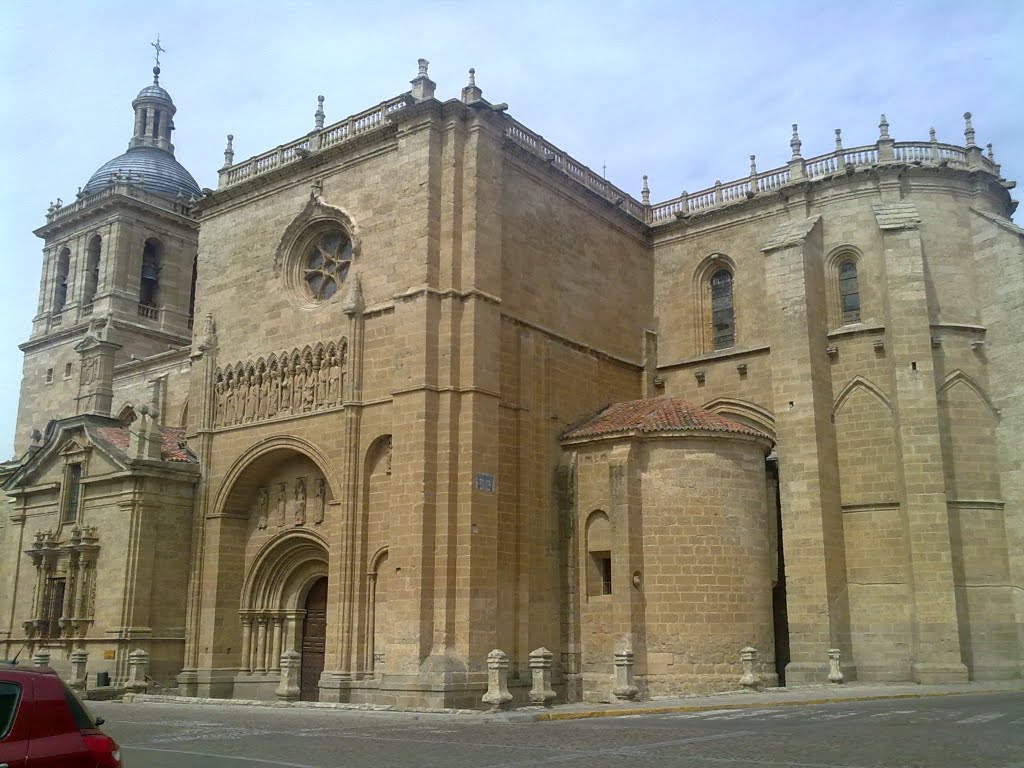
[151,35,165,67]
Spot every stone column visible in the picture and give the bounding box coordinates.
[255,617,268,673]
[874,202,968,683]
[528,647,556,706]
[275,650,301,701]
[32,649,50,668]
[69,648,88,691]
[239,615,253,674]
[126,648,149,693]
[481,649,512,710]
[270,618,284,674]
[613,649,638,701]
[739,646,760,689]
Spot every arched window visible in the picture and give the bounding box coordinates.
[710,269,735,350]
[838,260,860,324]
[139,239,162,309]
[53,248,71,313]
[83,236,101,307]
[585,511,613,596]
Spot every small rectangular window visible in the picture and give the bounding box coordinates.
[64,362,73,378]
[46,368,54,383]
[63,463,82,523]
[588,551,613,596]
[600,556,612,595]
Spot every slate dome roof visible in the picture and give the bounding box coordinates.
[82,146,200,199]
[134,83,173,103]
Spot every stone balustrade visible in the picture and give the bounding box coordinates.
[44,182,194,225]
[219,95,412,189]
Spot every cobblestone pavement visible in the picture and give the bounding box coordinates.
[92,691,1024,767]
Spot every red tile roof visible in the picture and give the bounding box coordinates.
[562,397,769,441]
[93,425,196,463]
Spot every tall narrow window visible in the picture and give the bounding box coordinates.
[188,255,198,326]
[839,260,860,324]
[63,463,82,524]
[586,511,613,596]
[710,269,735,350]
[139,239,161,308]
[84,236,101,307]
[42,577,65,639]
[54,248,71,313]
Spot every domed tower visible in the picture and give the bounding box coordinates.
[15,54,201,454]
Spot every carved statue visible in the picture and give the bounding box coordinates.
[279,360,291,415]
[267,364,280,417]
[256,486,269,530]
[313,478,326,525]
[214,377,225,426]
[315,358,329,408]
[224,373,235,426]
[302,362,315,412]
[276,483,287,527]
[293,477,307,526]
[327,351,342,405]
[245,370,258,422]
[257,371,268,419]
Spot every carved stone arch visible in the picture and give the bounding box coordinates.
[241,529,330,612]
[116,402,137,426]
[177,398,189,428]
[693,252,738,354]
[701,397,776,440]
[584,510,613,597]
[825,244,865,328]
[365,433,393,476]
[369,546,389,576]
[832,375,892,419]
[939,369,1000,420]
[272,195,362,275]
[312,341,326,364]
[211,435,341,519]
[233,361,245,378]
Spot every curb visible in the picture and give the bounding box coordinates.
[530,687,1024,722]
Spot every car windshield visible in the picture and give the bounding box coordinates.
[62,681,97,729]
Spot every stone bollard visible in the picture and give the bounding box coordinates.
[69,649,89,691]
[481,649,512,711]
[32,649,51,668]
[612,649,638,701]
[827,648,845,683]
[126,648,149,693]
[275,650,301,700]
[739,646,760,690]
[528,647,556,706]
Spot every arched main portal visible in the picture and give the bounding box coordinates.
[301,577,328,700]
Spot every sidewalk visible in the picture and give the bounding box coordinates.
[124,679,1024,722]
[518,679,1024,721]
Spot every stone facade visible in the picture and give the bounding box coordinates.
[1,62,1021,706]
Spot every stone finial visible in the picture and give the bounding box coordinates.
[528,647,556,706]
[963,112,976,148]
[30,428,43,447]
[827,648,845,683]
[834,129,843,151]
[461,68,483,104]
[310,178,323,200]
[482,649,513,710]
[739,646,760,690]
[411,58,436,101]
[222,134,234,168]
[613,648,638,701]
[790,124,802,159]
[878,113,890,141]
[32,649,51,668]
[199,311,216,351]
[929,127,937,143]
[987,143,994,161]
[314,95,325,130]
[126,648,150,692]
[749,155,758,176]
[641,175,650,206]
[275,650,301,700]
[69,648,89,691]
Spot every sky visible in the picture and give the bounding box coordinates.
[0,0,1021,458]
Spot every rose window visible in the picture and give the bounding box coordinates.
[303,230,352,301]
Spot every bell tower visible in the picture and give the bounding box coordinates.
[14,43,201,454]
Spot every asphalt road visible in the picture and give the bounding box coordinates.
[91,691,1024,768]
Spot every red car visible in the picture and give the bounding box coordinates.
[0,662,121,767]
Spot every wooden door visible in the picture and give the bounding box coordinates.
[300,577,327,701]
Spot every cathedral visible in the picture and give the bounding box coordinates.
[1,55,1021,708]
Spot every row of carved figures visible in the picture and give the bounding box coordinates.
[213,341,346,428]
[255,477,326,529]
